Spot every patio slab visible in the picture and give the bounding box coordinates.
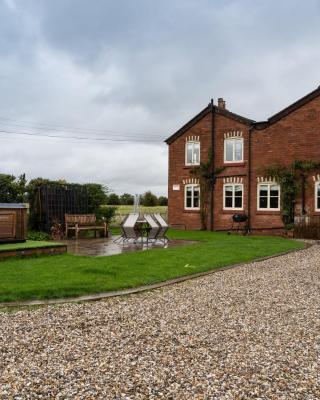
[58,236,197,257]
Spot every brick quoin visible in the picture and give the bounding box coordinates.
[166,86,320,233]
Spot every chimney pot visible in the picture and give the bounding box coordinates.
[218,97,226,109]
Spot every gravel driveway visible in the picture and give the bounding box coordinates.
[1,245,320,399]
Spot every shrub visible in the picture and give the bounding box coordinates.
[96,206,117,225]
[27,230,50,241]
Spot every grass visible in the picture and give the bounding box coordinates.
[106,205,167,214]
[0,230,304,303]
[0,241,63,252]
[106,205,167,225]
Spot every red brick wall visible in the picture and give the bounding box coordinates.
[250,95,320,230]
[212,114,250,230]
[168,113,211,229]
[168,95,320,231]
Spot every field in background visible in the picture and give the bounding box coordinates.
[103,205,168,225]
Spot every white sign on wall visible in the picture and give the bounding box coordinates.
[173,184,180,191]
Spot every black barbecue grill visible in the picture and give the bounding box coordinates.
[229,214,249,235]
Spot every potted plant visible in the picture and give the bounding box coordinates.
[284,223,294,238]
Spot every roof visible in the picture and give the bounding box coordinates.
[165,104,254,144]
[165,105,210,145]
[267,85,320,124]
[165,86,320,143]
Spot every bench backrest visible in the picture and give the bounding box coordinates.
[65,214,96,225]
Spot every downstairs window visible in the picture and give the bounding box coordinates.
[257,183,280,211]
[315,182,320,211]
[223,184,243,210]
[185,185,200,210]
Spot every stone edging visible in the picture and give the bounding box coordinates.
[0,244,67,259]
[0,242,313,308]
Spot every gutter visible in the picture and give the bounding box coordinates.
[247,125,254,232]
[210,99,215,231]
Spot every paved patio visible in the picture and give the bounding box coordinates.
[58,236,197,256]
[0,244,319,399]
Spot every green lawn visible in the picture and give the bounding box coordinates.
[0,230,304,303]
[0,241,63,251]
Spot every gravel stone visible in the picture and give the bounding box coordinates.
[1,245,320,399]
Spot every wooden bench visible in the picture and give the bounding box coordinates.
[65,214,108,239]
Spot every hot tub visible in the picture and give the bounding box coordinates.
[0,203,27,243]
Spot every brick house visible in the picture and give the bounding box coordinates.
[165,86,320,233]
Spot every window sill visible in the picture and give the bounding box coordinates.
[256,210,281,215]
[183,165,199,169]
[222,209,244,214]
[223,162,246,167]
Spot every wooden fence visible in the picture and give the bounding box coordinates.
[294,216,320,239]
[31,184,89,233]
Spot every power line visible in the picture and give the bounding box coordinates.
[0,115,162,139]
[0,128,162,143]
[0,135,98,146]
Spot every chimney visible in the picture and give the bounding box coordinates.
[218,97,226,109]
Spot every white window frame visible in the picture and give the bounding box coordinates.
[185,141,200,166]
[223,183,244,210]
[184,184,200,210]
[257,183,281,211]
[224,137,244,163]
[315,181,320,212]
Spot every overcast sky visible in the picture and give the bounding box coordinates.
[0,0,319,195]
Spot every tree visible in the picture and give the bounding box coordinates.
[85,183,108,212]
[107,193,120,205]
[158,196,168,206]
[141,191,158,206]
[120,193,134,205]
[0,173,26,203]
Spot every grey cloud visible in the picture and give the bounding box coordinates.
[0,0,320,195]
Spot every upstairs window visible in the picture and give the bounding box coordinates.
[223,184,243,210]
[186,141,200,165]
[258,183,280,210]
[315,182,320,211]
[185,185,200,210]
[224,138,243,163]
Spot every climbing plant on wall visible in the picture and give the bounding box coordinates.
[262,160,320,225]
[190,150,224,230]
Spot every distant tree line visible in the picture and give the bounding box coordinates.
[0,173,168,208]
[106,191,168,206]
[0,173,167,236]
[0,173,109,210]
